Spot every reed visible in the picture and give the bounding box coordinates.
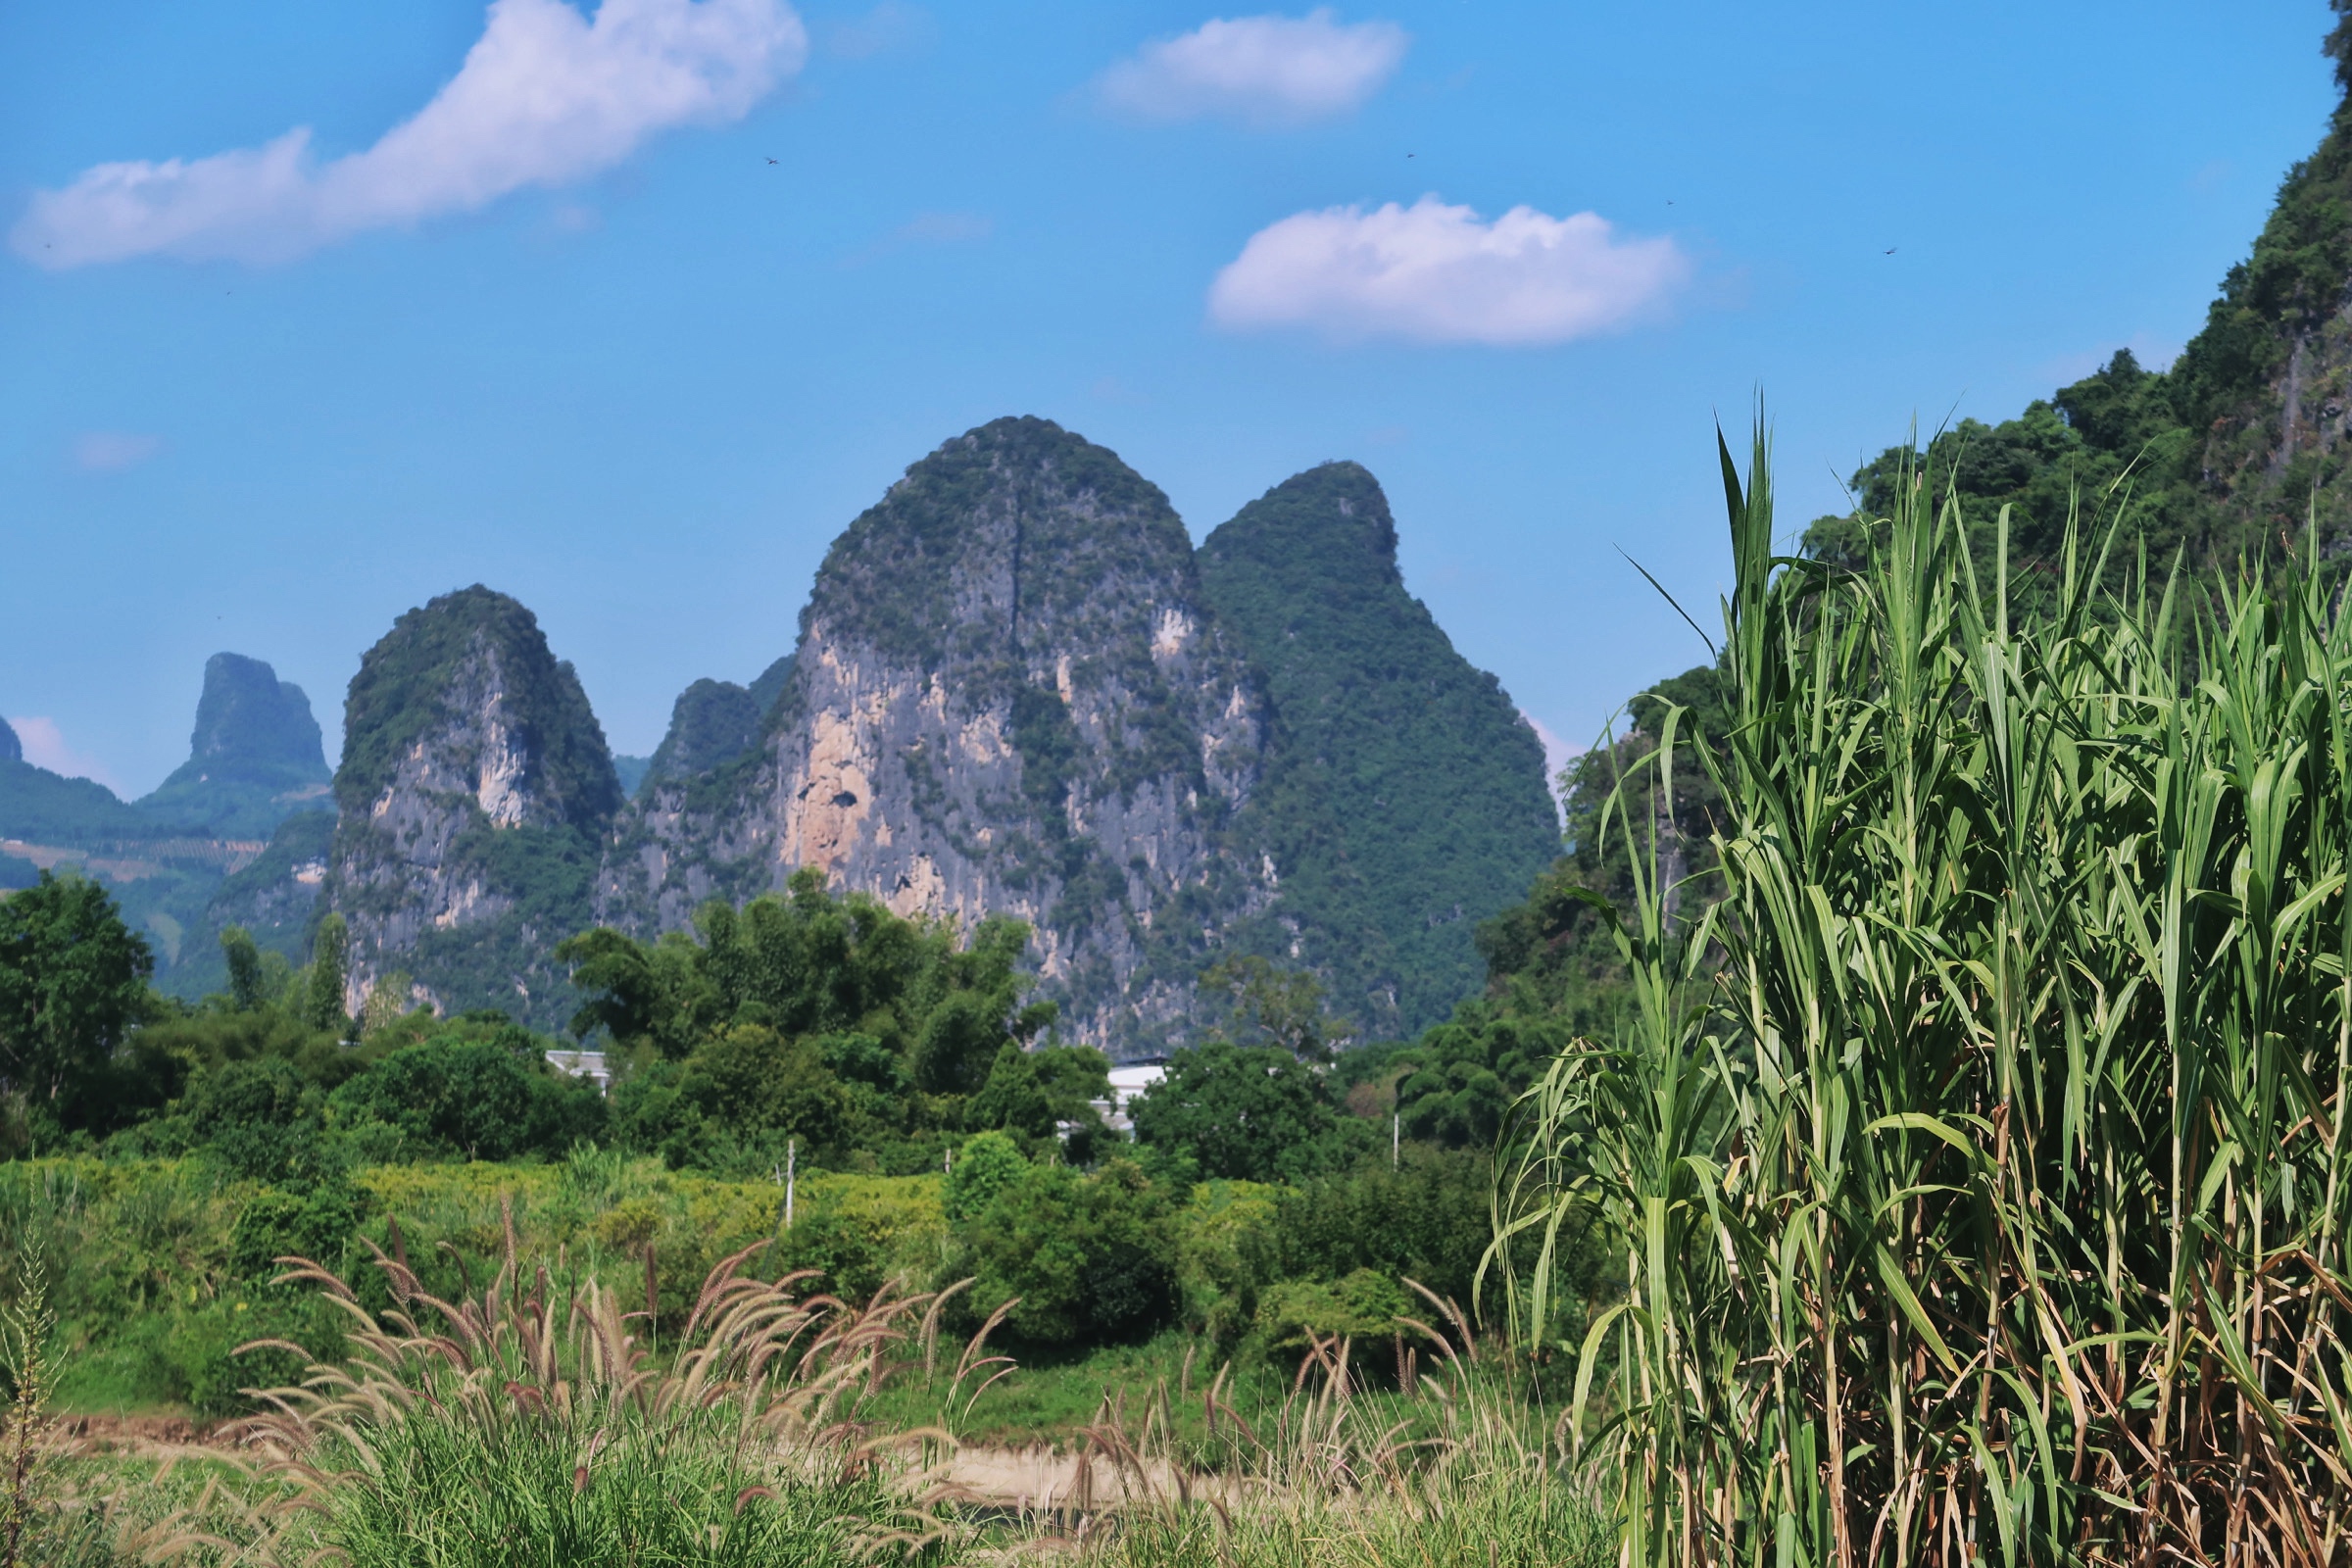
[1494,425,2352,1565]
[1051,1301,1612,1568]
[150,1208,957,1566]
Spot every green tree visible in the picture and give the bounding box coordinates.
[1200,956,1348,1061]
[305,912,349,1037]
[220,926,265,1012]
[0,872,153,1124]
[954,1158,1174,1346]
[1129,1040,1369,1183]
[327,1035,604,1162]
[967,1042,1110,1147]
[943,1129,1027,1223]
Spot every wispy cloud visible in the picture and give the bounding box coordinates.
[13,0,808,269]
[71,431,163,472]
[843,209,992,265]
[822,1,933,59]
[7,717,124,796]
[1210,196,1689,346]
[896,210,991,244]
[1098,9,1406,127]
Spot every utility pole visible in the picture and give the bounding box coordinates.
[785,1138,796,1229]
[1393,1109,1399,1169]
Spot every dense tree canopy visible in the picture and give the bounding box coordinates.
[564,869,1099,1173]
[0,872,154,1132]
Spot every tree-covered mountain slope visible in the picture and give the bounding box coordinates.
[601,416,1276,1053]
[1807,18,2352,578]
[1197,464,1559,1038]
[322,585,621,1027]
[0,757,157,846]
[135,653,332,837]
[635,655,794,798]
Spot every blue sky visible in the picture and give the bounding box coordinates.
[0,0,2338,796]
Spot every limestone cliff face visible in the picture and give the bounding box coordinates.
[325,586,619,1026]
[603,417,1273,1052]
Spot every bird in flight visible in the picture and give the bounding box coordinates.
[1885,247,1897,255]
[765,157,778,166]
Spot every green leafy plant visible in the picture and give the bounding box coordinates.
[1497,423,2352,1563]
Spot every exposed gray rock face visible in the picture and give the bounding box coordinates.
[602,417,1274,1052]
[323,586,619,1027]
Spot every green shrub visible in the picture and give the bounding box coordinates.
[327,1036,604,1160]
[1130,1040,1373,1183]
[955,1157,1174,1347]
[941,1130,1025,1222]
[1253,1268,1412,1357]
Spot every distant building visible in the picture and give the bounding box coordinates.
[545,1048,611,1090]
[1093,1058,1167,1136]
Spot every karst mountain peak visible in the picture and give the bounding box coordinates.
[254,416,1557,1047]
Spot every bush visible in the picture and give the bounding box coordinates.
[1253,1267,1413,1358]
[941,1131,1025,1222]
[186,1056,327,1183]
[955,1158,1174,1347]
[1130,1040,1374,1183]
[328,1037,605,1161]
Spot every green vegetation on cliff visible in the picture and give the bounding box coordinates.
[335,586,620,826]
[1808,12,2352,579]
[1199,463,1559,1039]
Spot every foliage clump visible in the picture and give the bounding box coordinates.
[1500,427,2352,1560]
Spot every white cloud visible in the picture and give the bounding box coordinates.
[7,718,125,796]
[72,431,163,472]
[824,1,933,59]
[1098,9,1406,126]
[1521,710,1583,778]
[13,0,808,269]
[1209,195,1690,346]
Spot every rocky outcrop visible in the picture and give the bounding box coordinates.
[137,653,331,837]
[602,417,1276,1053]
[323,586,620,1026]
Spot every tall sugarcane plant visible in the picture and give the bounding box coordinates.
[1493,425,2352,1564]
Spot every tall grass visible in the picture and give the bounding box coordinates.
[1039,1310,1613,1568]
[1495,428,2352,1564]
[179,1214,952,1566]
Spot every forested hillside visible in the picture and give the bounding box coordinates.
[1198,463,1558,1038]
[1806,10,2352,579]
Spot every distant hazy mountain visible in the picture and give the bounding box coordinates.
[0,716,17,764]
[137,653,331,838]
